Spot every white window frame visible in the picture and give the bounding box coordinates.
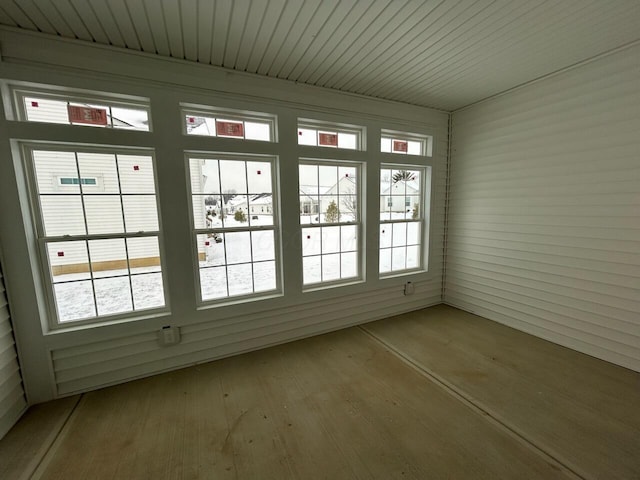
[181,103,277,142]
[9,84,152,131]
[23,143,169,328]
[379,164,430,277]
[381,129,432,157]
[297,118,365,151]
[187,152,282,305]
[299,159,363,289]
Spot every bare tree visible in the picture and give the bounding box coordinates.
[340,184,358,219]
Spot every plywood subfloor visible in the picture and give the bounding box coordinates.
[363,304,640,480]
[2,305,638,479]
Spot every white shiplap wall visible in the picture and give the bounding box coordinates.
[0,259,27,439]
[446,44,640,372]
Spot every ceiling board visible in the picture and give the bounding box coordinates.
[0,0,638,111]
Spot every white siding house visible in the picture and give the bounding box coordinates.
[380,180,420,215]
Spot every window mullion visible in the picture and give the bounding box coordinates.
[74,152,99,316]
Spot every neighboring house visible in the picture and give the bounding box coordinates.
[43,154,160,274]
[323,176,357,219]
[225,194,248,213]
[248,194,272,215]
[380,180,420,213]
[299,185,320,215]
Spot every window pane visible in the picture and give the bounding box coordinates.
[318,165,337,190]
[118,155,155,193]
[88,238,128,278]
[407,222,421,245]
[110,106,150,131]
[303,256,321,284]
[247,161,272,193]
[380,224,391,249]
[40,195,86,236]
[225,231,252,264]
[302,228,320,256]
[253,261,276,292]
[25,97,69,124]
[392,223,407,247]
[407,140,422,155]
[248,196,273,227]
[127,237,161,272]
[84,195,124,234]
[219,160,247,194]
[33,150,78,194]
[322,253,340,281]
[380,137,391,153]
[298,128,316,145]
[48,241,90,281]
[123,195,159,232]
[198,233,225,266]
[200,267,228,300]
[225,198,249,228]
[54,281,96,322]
[244,121,270,141]
[227,263,253,296]
[95,277,132,316]
[341,225,357,252]
[391,247,407,271]
[322,226,340,254]
[186,115,215,136]
[337,132,356,149]
[190,159,220,195]
[251,230,274,262]
[191,195,208,229]
[341,252,357,279]
[131,273,164,309]
[77,152,118,194]
[406,246,420,269]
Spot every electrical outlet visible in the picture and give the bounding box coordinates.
[158,325,181,346]
[404,281,415,296]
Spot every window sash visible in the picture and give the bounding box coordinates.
[188,155,280,303]
[25,145,166,325]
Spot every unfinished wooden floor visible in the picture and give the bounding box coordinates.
[1,305,639,479]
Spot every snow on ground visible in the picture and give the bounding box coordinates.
[54,266,164,322]
[53,212,422,321]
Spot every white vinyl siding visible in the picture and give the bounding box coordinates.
[446,44,640,372]
[0,262,27,440]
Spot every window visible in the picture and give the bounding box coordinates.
[188,155,279,302]
[182,105,275,142]
[297,119,364,150]
[13,88,150,131]
[26,147,165,323]
[58,177,98,186]
[380,129,432,157]
[300,161,361,286]
[379,166,428,275]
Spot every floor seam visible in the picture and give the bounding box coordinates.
[27,394,83,480]
[358,325,587,480]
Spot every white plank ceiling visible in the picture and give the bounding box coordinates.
[0,0,638,111]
